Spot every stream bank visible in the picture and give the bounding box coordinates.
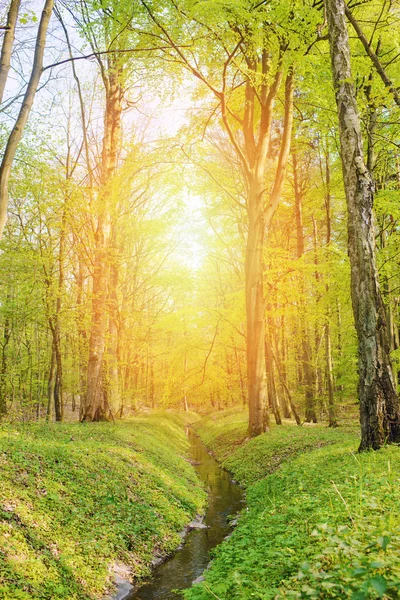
[126,427,244,599]
[185,409,400,600]
[0,413,205,600]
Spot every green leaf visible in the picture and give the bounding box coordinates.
[351,593,367,600]
[377,535,390,551]
[369,576,387,597]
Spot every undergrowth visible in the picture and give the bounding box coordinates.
[186,409,400,600]
[0,412,205,600]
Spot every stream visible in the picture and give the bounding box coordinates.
[126,427,244,599]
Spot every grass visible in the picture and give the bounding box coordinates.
[185,409,400,599]
[0,412,206,600]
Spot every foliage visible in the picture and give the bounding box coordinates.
[186,410,400,600]
[0,0,398,423]
[0,412,205,599]
[0,0,400,596]
[196,409,357,486]
[278,525,400,599]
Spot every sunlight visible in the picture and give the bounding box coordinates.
[176,193,207,272]
[0,0,399,596]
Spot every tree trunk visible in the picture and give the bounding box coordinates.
[0,0,54,238]
[246,70,294,436]
[233,342,246,407]
[312,216,324,403]
[0,311,11,416]
[325,320,337,426]
[54,365,62,422]
[47,320,64,421]
[46,344,56,422]
[279,314,291,418]
[107,230,119,413]
[0,0,21,104]
[246,184,268,436]
[272,342,301,426]
[293,152,317,422]
[150,360,155,409]
[326,0,400,449]
[183,348,189,412]
[52,192,68,422]
[83,65,122,421]
[75,253,87,418]
[324,150,337,427]
[83,219,109,420]
[265,321,282,425]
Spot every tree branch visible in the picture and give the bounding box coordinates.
[345,3,400,106]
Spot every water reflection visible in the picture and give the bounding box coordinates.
[128,427,243,599]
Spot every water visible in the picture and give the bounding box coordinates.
[127,427,244,599]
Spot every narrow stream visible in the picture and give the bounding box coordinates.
[127,427,244,599]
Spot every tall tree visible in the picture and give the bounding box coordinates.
[75,1,127,421]
[322,148,337,427]
[0,0,54,238]
[139,0,298,435]
[325,0,400,449]
[0,0,21,103]
[292,150,317,422]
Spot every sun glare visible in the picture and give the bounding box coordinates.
[176,193,206,272]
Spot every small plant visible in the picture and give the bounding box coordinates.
[187,411,400,600]
[278,526,400,599]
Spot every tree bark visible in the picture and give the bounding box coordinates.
[246,183,268,435]
[82,62,122,421]
[0,0,21,104]
[323,150,337,427]
[326,0,400,450]
[0,0,54,238]
[293,151,317,422]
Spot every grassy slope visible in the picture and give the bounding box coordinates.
[0,412,205,600]
[186,409,400,600]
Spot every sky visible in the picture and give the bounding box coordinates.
[0,0,211,272]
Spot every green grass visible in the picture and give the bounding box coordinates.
[0,412,205,600]
[186,409,400,599]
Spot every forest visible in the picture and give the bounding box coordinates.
[0,0,399,598]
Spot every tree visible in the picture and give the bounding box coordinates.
[70,0,132,421]
[139,0,302,435]
[0,0,21,103]
[292,149,317,422]
[0,0,54,238]
[325,0,400,450]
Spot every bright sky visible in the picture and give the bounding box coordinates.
[0,4,212,274]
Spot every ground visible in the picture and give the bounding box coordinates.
[0,413,205,600]
[1,409,400,600]
[185,409,400,599]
